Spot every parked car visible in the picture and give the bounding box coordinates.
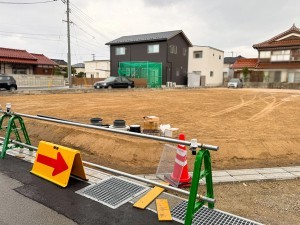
[227,78,243,88]
[94,76,134,89]
[0,75,18,91]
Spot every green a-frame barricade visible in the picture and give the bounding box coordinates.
[184,147,215,225]
[0,113,31,159]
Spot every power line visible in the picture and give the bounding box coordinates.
[0,0,57,4]
[0,33,61,41]
[70,9,110,41]
[0,30,62,37]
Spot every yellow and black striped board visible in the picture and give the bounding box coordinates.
[156,199,172,221]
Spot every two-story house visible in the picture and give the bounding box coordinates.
[106,30,192,86]
[188,46,224,86]
[84,60,110,78]
[233,24,300,83]
[253,24,300,83]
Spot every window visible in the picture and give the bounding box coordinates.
[176,68,180,77]
[219,55,221,60]
[260,51,271,58]
[169,45,177,54]
[183,48,187,56]
[148,44,159,53]
[194,51,203,58]
[12,68,27,74]
[115,47,125,55]
[210,71,214,77]
[271,50,290,61]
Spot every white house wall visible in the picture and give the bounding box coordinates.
[188,46,224,86]
[84,60,110,78]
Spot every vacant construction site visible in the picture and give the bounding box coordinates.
[1,88,300,224]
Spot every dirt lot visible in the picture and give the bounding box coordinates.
[1,88,300,224]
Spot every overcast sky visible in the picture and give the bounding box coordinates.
[1,0,300,64]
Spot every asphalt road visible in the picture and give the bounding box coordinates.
[0,172,76,225]
[0,156,179,225]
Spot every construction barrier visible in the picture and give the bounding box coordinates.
[0,105,219,225]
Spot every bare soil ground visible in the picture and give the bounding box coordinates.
[1,88,300,224]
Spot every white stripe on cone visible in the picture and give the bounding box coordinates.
[176,148,187,157]
[175,158,187,167]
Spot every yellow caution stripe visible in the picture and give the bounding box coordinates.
[133,182,168,209]
[156,199,172,221]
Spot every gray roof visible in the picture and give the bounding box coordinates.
[51,59,67,66]
[106,30,192,46]
[72,63,85,68]
[224,55,244,64]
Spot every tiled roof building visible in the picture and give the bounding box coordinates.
[233,24,300,83]
[0,47,56,75]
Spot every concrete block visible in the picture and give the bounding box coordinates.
[290,172,300,177]
[212,171,230,177]
[262,172,296,180]
[226,169,259,176]
[281,166,300,172]
[256,168,286,174]
[232,174,265,181]
[212,176,236,183]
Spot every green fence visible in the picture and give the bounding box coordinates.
[118,61,162,88]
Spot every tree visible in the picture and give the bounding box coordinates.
[242,67,249,82]
[76,72,86,78]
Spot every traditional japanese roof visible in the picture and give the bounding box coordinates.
[0,47,55,66]
[256,62,300,69]
[0,47,37,64]
[31,53,56,66]
[232,58,258,69]
[106,30,192,46]
[253,24,300,49]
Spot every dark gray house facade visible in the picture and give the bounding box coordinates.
[106,30,193,86]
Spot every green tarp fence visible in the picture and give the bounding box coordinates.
[118,61,162,88]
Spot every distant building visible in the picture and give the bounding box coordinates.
[188,46,224,86]
[233,24,300,83]
[72,63,85,75]
[0,47,56,75]
[84,60,110,78]
[106,30,192,86]
[51,59,68,76]
[51,59,67,68]
[223,55,244,81]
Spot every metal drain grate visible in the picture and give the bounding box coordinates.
[76,176,148,209]
[171,201,262,225]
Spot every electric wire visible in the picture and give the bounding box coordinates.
[0,0,57,4]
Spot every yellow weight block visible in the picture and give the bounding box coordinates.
[133,182,168,209]
[156,199,172,221]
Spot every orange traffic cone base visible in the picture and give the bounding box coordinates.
[164,174,192,188]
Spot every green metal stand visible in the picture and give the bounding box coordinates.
[184,148,214,225]
[0,114,31,159]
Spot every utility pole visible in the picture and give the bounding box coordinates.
[67,0,72,88]
[92,54,95,61]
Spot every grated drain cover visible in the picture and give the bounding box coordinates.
[76,176,148,209]
[171,201,262,225]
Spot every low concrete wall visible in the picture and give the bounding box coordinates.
[243,82,300,89]
[10,74,65,88]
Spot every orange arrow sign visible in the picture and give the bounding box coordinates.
[37,152,69,176]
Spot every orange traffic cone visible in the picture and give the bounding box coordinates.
[165,133,192,187]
